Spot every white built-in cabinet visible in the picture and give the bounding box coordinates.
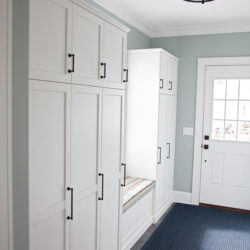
[30,0,128,89]
[29,0,129,250]
[126,49,178,222]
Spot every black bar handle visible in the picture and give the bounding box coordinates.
[160,79,164,89]
[100,63,106,79]
[121,163,126,187]
[157,147,162,164]
[98,173,104,201]
[68,54,75,73]
[169,81,173,91]
[123,69,128,83]
[167,143,171,159]
[67,187,73,220]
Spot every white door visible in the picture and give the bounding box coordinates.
[155,93,168,210]
[99,89,125,250]
[164,95,176,203]
[168,58,178,96]
[72,5,103,87]
[160,53,169,94]
[29,0,72,83]
[70,85,102,250]
[200,66,250,210]
[102,23,127,89]
[29,81,71,250]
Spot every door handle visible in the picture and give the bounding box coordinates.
[100,63,106,79]
[67,187,73,220]
[68,54,75,73]
[123,69,128,83]
[160,79,164,89]
[121,163,126,187]
[169,81,173,91]
[98,173,104,201]
[167,143,171,159]
[204,144,209,150]
[157,147,162,164]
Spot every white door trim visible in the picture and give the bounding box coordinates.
[0,0,13,249]
[192,57,250,205]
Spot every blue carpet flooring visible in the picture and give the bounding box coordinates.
[142,203,250,250]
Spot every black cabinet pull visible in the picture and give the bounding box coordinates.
[67,187,73,220]
[204,135,209,140]
[169,81,173,91]
[157,146,162,164]
[160,79,164,89]
[68,54,75,73]
[98,173,104,201]
[167,143,171,159]
[204,144,209,150]
[100,63,106,79]
[121,163,126,187]
[123,69,129,83]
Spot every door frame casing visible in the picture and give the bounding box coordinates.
[192,57,250,205]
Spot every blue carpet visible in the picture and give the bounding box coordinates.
[142,203,250,250]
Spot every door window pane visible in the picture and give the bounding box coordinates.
[211,79,250,142]
[213,80,226,99]
[224,121,237,141]
[238,121,250,142]
[212,120,224,140]
[225,101,238,120]
[240,80,250,100]
[213,100,225,120]
[226,79,239,100]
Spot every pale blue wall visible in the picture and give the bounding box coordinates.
[151,32,250,193]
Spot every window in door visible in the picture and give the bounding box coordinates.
[212,79,250,142]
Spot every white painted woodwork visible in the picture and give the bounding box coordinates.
[126,49,178,180]
[168,57,178,96]
[126,48,178,223]
[155,93,168,209]
[70,85,102,250]
[0,0,12,248]
[200,65,250,210]
[72,5,103,86]
[29,81,71,250]
[122,191,153,250]
[99,88,125,250]
[29,0,72,83]
[102,22,127,89]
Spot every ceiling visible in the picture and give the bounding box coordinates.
[93,0,250,37]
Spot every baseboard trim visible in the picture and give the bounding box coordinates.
[153,197,174,224]
[174,191,192,205]
[122,213,152,250]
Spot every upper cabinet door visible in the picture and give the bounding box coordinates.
[30,0,72,83]
[160,53,169,94]
[168,58,178,96]
[72,5,103,87]
[102,23,127,89]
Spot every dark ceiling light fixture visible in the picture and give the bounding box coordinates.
[184,0,215,4]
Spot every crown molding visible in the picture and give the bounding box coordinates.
[153,22,250,38]
[92,0,155,37]
[92,0,250,38]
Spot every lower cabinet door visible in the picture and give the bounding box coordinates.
[29,80,71,250]
[70,85,102,250]
[99,88,125,250]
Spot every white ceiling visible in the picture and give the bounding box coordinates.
[93,0,250,37]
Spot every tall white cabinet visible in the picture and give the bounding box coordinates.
[28,1,129,250]
[126,49,178,222]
